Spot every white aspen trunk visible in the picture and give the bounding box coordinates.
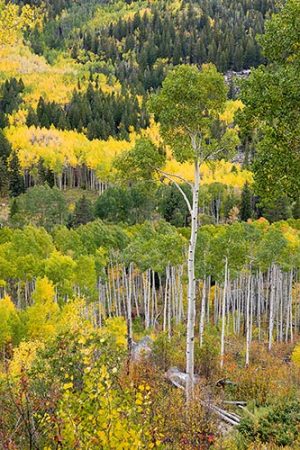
[163,267,168,333]
[167,266,172,339]
[245,272,251,367]
[207,275,211,324]
[178,265,184,322]
[214,282,218,325]
[226,272,231,336]
[257,271,262,341]
[98,277,103,327]
[279,271,284,342]
[126,264,133,360]
[250,275,254,344]
[237,276,241,335]
[269,264,275,351]
[133,273,140,318]
[171,267,177,324]
[186,159,200,402]
[147,269,151,328]
[151,269,156,327]
[17,281,21,309]
[232,279,237,335]
[143,270,151,329]
[106,280,112,318]
[288,270,293,343]
[220,257,228,369]
[199,277,206,348]
[110,265,118,316]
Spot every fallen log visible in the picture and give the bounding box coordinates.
[165,367,241,426]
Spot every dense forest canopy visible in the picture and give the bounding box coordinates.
[1,0,300,448]
[26,0,276,91]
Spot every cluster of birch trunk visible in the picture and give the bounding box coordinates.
[2,227,300,370]
[85,258,300,368]
[23,166,108,193]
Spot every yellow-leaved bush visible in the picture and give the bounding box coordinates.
[292,345,300,367]
[24,277,59,341]
[0,295,19,347]
[9,340,44,378]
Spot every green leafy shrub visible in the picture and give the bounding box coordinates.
[238,401,300,447]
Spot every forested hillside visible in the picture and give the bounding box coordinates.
[27,0,276,92]
[1,0,300,449]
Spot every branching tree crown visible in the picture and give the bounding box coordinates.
[149,63,238,164]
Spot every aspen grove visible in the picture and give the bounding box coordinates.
[1,0,300,448]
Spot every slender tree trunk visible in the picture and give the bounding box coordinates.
[125,263,133,371]
[220,257,228,369]
[199,277,206,347]
[269,264,275,351]
[186,159,200,401]
[245,272,251,367]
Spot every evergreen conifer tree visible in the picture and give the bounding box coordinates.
[240,181,253,221]
[292,197,300,219]
[72,195,94,227]
[0,131,11,195]
[8,152,25,197]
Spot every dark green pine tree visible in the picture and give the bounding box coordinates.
[172,37,182,65]
[72,195,94,227]
[0,159,8,196]
[0,131,11,195]
[8,151,25,197]
[26,106,39,127]
[9,197,19,218]
[240,181,253,221]
[292,197,300,219]
[263,196,292,223]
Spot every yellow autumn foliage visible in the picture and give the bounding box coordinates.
[57,298,93,334]
[164,158,252,188]
[9,340,44,378]
[0,294,19,346]
[100,317,127,347]
[220,99,244,125]
[0,0,43,46]
[5,125,135,177]
[88,0,149,30]
[25,277,60,341]
[0,43,116,108]
[292,344,300,367]
[6,121,252,187]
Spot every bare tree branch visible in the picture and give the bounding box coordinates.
[156,169,193,215]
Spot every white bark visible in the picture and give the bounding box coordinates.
[245,272,251,367]
[186,158,200,401]
[199,278,206,347]
[268,264,275,351]
[220,257,228,369]
[125,264,133,357]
